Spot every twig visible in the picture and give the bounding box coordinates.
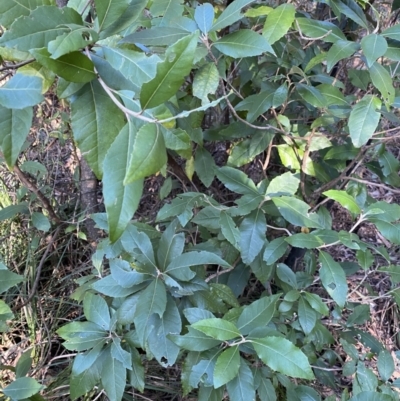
[12,226,63,312]
[0,59,35,72]
[345,176,400,195]
[205,267,234,283]
[13,164,61,223]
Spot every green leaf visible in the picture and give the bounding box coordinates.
[133,278,167,346]
[120,27,189,46]
[326,40,359,73]
[0,106,32,168]
[83,292,110,331]
[0,5,82,51]
[0,0,52,29]
[210,283,240,308]
[304,292,329,316]
[166,251,230,281]
[157,221,184,271]
[111,337,132,370]
[211,0,255,32]
[349,392,393,401]
[30,48,96,83]
[147,296,182,366]
[251,336,314,379]
[214,29,275,58]
[348,95,381,148]
[169,327,221,351]
[0,269,25,293]
[192,318,241,341]
[237,294,280,335]
[373,221,400,245]
[382,24,400,41]
[296,17,346,43]
[296,83,326,108]
[94,0,130,32]
[285,233,324,249]
[2,377,44,399]
[71,80,125,178]
[266,172,299,197]
[193,63,219,105]
[239,209,266,265]
[72,342,105,376]
[319,251,348,308]
[255,373,276,401]
[262,3,295,45]
[199,385,225,401]
[220,211,241,250]
[298,296,317,335]
[214,346,240,388]
[128,346,145,392]
[272,196,322,228]
[194,3,214,34]
[194,146,216,187]
[235,91,274,122]
[369,62,395,107]
[149,0,184,27]
[216,166,260,196]
[91,275,141,297]
[103,121,144,242]
[47,25,98,59]
[263,237,288,264]
[15,349,33,378]
[377,349,395,382]
[226,359,255,401]
[192,206,221,230]
[276,263,297,289]
[101,349,126,401]
[361,34,388,68]
[0,204,29,221]
[0,74,43,109]
[330,0,368,28]
[140,32,198,109]
[323,190,361,215]
[31,212,50,231]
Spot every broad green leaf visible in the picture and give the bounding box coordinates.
[349,392,393,401]
[120,27,189,46]
[263,237,288,264]
[272,196,322,228]
[377,349,395,382]
[193,63,219,105]
[192,206,221,230]
[240,209,266,265]
[262,3,295,45]
[123,123,167,184]
[0,204,29,221]
[237,294,280,335]
[326,40,359,73]
[211,0,255,32]
[128,346,145,392]
[361,34,388,68]
[71,80,125,178]
[346,304,370,327]
[166,250,230,281]
[184,308,215,324]
[382,24,400,41]
[157,220,184,271]
[255,373,276,401]
[214,346,240,388]
[251,336,314,379]
[0,6,82,51]
[194,3,214,34]
[210,283,240,308]
[48,25,99,59]
[30,48,96,83]
[134,278,167,346]
[304,292,329,316]
[0,75,43,109]
[0,269,25,293]
[72,341,105,376]
[317,84,349,109]
[329,0,368,28]
[348,95,381,148]
[31,212,50,231]
[323,190,361,215]
[226,360,255,401]
[192,318,241,341]
[379,150,400,177]
[91,275,141,297]
[102,46,160,89]
[101,350,126,401]
[296,83,326,108]
[298,296,317,335]
[235,91,274,122]
[162,127,191,159]
[169,327,221,351]
[276,263,297,289]
[277,144,302,168]
[0,0,52,29]
[266,172,300,197]
[94,0,130,32]
[0,106,32,168]
[374,220,400,245]
[296,17,346,43]
[214,29,275,58]
[199,385,225,401]
[147,296,182,366]
[228,131,274,167]
[83,292,110,331]
[194,146,216,187]
[220,211,240,250]
[285,233,324,249]
[103,122,144,242]
[319,251,348,308]
[150,0,184,27]
[2,377,44,399]
[15,349,33,378]
[111,337,132,370]
[216,166,259,196]
[369,62,395,107]
[140,32,198,109]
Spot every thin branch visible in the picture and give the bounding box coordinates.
[0,59,35,73]
[345,176,400,195]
